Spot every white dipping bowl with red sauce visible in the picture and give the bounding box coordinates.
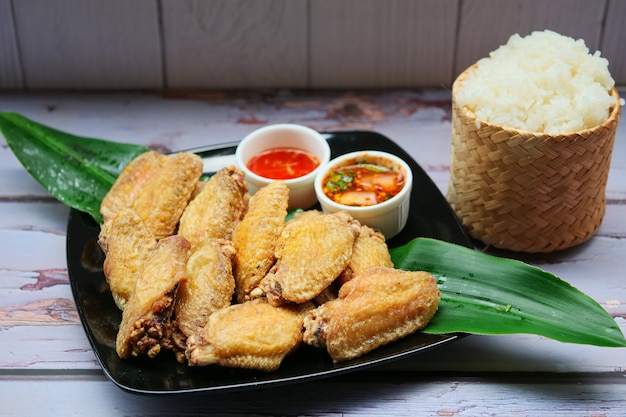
[236,124,331,209]
[314,150,413,239]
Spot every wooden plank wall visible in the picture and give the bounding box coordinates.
[1,0,624,91]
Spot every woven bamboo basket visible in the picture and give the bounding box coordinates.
[447,66,622,253]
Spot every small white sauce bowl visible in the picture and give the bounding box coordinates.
[236,123,331,209]
[314,150,413,239]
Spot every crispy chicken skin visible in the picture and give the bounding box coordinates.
[185,299,310,371]
[286,208,323,225]
[259,211,360,306]
[131,152,203,240]
[302,266,440,363]
[100,152,442,367]
[174,239,236,338]
[98,208,157,310]
[338,224,393,285]
[178,166,247,251]
[313,223,391,304]
[232,181,289,302]
[100,151,170,223]
[116,235,190,359]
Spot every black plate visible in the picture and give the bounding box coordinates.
[67,131,472,394]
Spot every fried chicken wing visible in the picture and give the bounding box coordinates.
[185,299,310,371]
[302,266,440,363]
[174,239,236,338]
[100,151,170,222]
[98,208,157,310]
[178,166,247,251]
[259,211,360,306]
[116,235,190,359]
[286,209,323,225]
[131,152,203,240]
[232,181,289,302]
[305,221,392,304]
[338,224,393,285]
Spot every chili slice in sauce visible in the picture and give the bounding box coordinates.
[247,147,320,180]
[322,163,405,206]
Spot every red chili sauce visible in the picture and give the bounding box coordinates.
[246,147,320,180]
[322,163,405,206]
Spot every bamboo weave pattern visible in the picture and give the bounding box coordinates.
[447,68,621,252]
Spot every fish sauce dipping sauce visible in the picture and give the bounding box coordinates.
[236,124,331,209]
[315,151,413,239]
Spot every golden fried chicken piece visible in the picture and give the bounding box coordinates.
[232,181,289,302]
[185,299,311,371]
[178,166,247,251]
[258,211,360,306]
[338,224,393,285]
[100,151,170,223]
[131,152,203,240]
[98,208,157,310]
[174,239,236,338]
[286,209,323,225]
[189,177,208,200]
[116,235,190,359]
[302,266,440,363]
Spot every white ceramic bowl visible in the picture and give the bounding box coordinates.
[314,150,413,239]
[236,124,331,209]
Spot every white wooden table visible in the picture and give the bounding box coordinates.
[1,90,625,416]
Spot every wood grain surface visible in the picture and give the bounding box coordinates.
[1,0,624,90]
[0,89,624,415]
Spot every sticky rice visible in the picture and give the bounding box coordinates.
[455,30,621,134]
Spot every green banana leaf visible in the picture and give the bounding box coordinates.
[391,238,626,347]
[0,112,149,224]
[2,112,625,348]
